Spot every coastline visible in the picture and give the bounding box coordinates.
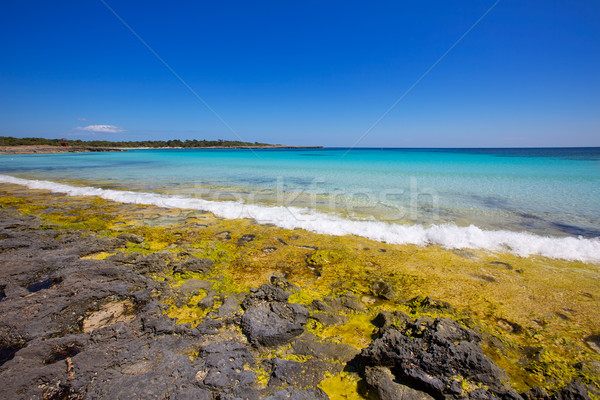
[0,182,598,398]
[0,145,126,154]
[0,145,324,154]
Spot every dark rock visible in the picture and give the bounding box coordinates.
[338,294,366,313]
[291,334,359,363]
[242,284,289,310]
[0,210,217,399]
[241,302,308,347]
[360,317,519,399]
[405,296,453,314]
[497,318,523,334]
[237,234,255,245]
[216,231,231,240]
[196,341,256,390]
[371,280,396,300]
[312,299,332,313]
[521,386,549,400]
[116,233,144,244]
[268,358,341,389]
[490,261,513,270]
[3,283,28,298]
[107,251,143,264]
[550,381,594,400]
[364,366,435,400]
[585,335,600,355]
[174,279,213,296]
[555,312,570,321]
[217,295,242,318]
[372,311,412,329]
[270,272,295,291]
[172,256,214,274]
[519,346,543,364]
[574,360,600,378]
[26,276,61,293]
[133,251,177,274]
[0,343,23,368]
[310,312,348,327]
[472,274,496,282]
[193,290,213,308]
[264,388,329,400]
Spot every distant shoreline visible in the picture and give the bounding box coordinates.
[0,145,323,154]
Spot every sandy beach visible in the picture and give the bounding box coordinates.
[0,183,598,399]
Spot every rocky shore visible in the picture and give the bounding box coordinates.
[0,187,599,399]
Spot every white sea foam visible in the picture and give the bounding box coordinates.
[2,174,600,262]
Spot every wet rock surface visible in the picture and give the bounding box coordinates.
[241,284,309,347]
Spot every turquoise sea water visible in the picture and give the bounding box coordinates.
[1,148,600,261]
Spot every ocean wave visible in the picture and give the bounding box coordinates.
[2,174,599,262]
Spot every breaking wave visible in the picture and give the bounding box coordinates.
[2,174,599,262]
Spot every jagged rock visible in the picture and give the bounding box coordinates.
[364,366,435,400]
[217,295,242,318]
[521,386,550,400]
[267,358,342,389]
[550,381,595,400]
[360,317,520,399]
[241,284,308,347]
[172,256,214,274]
[196,341,256,392]
[242,284,290,309]
[241,301,308,347]
[132,251,177,274]
[117,233,144,244]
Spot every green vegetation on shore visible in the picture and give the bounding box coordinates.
[0,135,275,148]
[0,185,599,397]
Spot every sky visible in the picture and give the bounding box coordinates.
[0,1,599,147]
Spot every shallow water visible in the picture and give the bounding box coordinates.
[1,147,599,261]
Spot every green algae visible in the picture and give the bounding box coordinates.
[1,184,599,395]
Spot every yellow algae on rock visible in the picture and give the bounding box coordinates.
[0,184,599,394]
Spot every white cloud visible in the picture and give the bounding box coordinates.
[77,117,87,121]
[75,124,124,133]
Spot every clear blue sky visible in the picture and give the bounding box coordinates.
[1,1,599,147]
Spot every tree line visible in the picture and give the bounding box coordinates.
[0,136,273,148]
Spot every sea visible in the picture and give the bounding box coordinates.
[1,147,599,262]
